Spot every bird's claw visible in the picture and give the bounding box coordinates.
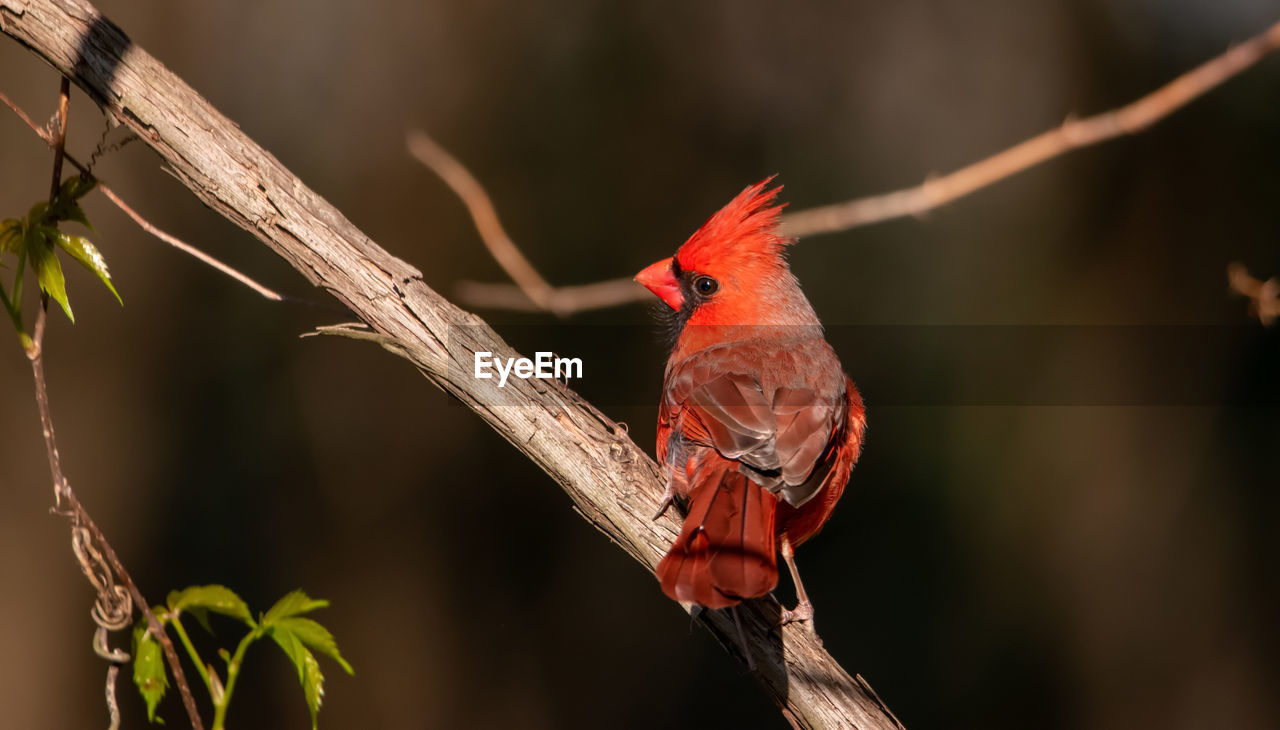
[779,600,814,629]
[653,479,680,520]
[652,495,674,520]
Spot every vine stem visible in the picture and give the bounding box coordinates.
[212,630,259,730]
[28,327,206,728]
[21,76,207,730]
[168,615,215,700]
[47,77,69,201]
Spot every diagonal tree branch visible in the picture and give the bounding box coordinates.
[406,129,562,313]
[1,0,901,727]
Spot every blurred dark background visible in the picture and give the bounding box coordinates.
[2,1,1278,728]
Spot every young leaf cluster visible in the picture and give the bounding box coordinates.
[0,176,120,342]
[133,585,353,730]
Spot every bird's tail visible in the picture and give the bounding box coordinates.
[656,454,778,608]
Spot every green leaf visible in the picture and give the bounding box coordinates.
[274,616,354,675]
[60,174,97,201]
[166,585,254,627]
[54,232,121,304]
[261,592,350,728]
[0,219,21,253]
[58,201,92,230]
[48,176,96,229]
[132,623,169,724]
[270,625,326,730]
[262,590,329,625]
[26,228,72,322]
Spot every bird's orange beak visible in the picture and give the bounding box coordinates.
[635,257,683,311]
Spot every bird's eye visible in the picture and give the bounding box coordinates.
[694,276,719,296]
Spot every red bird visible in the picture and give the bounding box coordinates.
[635,179,865,625]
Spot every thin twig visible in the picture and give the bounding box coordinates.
[27,256,207,730]
[450,18,1280,313]
[20,79,206,730]
[63,485,205,728]
[0,88,44,132]
[0,89,284,302]
[780,19,1280,237]
[63,485,205,729]
[97,185,284,301]
[1227,262,1279,326]
[105,664,121,730]
[455,276,643,313]
[36,78,74,504]
[46,77,70,202]
[406,130,559,311]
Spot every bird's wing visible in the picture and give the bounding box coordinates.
[666,351,846,508]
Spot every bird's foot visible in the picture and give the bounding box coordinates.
[779,600,815,630]
[652,496,674,520]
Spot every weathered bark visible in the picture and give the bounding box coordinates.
[0,1,904,727]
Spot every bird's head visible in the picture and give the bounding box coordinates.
[636,177,817,343]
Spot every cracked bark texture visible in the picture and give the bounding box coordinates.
[0,1,904,727]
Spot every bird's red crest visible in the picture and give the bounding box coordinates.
[674,177,790,276]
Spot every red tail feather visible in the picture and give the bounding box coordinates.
[656,455,779,608]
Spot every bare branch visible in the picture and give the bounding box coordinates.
[454,18,1280,313]
[780,19,1280,237]
[406,130,650,313]
[105,664,121,730]
[1227,263,1279,326]
[2,1,903,726]
[0,88,44,131]
[46,77,69,201]
[406,129,561,311]
[97,184,284,301]
[455,276,645,313]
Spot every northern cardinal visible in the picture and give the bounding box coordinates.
[635,178,865,625]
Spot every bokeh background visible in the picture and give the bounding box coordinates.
[2,0,1278,728]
